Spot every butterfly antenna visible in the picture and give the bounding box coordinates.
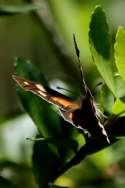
[56,86,82,97]
[73,34,88,94]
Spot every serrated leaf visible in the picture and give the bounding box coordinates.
[89,5,116,96]
[115,26,125,81]
[0,3,41,16]
[89,6,110,60]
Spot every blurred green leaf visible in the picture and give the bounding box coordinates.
[33,139,60,188]
[89,5,116,96]
[50,184,69,188]
[0,176,16,188]
[0,111,23,125]
[115,26,125,81]
[0,3,41,16]
[0,161,36,188]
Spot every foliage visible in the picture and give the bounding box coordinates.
[1,2,125,188]
[0,4,41,16]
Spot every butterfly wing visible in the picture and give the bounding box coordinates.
[12,37,110,144]
[12,75,80,112]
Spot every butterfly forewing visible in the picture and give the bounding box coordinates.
[12,74,110,144]
[12,75,80,112]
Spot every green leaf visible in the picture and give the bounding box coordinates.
[50,184,69,188]
[112,27,125,115]
[112,98,125,116]
[33,139,60,188]
[115,26,125,81]
[89,5,116,96]
[95,83,114,114]
[89,6,110,60]
[13,58,80,186]
[13,57,79,147]
[0,3,41,16]
[114,74,125,98]
[13,58,62,186]
[13,57,61,138]
[28,137,78,153]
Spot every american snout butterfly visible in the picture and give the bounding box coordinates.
[12,36,110,144]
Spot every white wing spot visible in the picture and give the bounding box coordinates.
[38,90,47,97]
[36,84,46,92]
[24,81,29,85]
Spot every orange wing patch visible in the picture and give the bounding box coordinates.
[12,75,80,111]
[51,96,80,110]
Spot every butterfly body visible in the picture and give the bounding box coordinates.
[72,99,109,143]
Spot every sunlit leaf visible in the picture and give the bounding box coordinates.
[115,26,125,81]
[113,26,125,115]
[95,83,114,114]
[50,184,69,188]
[114,74,125,98]
[112,98,125,116]
[89,5,116,96]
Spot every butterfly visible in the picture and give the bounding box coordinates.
[12,36,110,144]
